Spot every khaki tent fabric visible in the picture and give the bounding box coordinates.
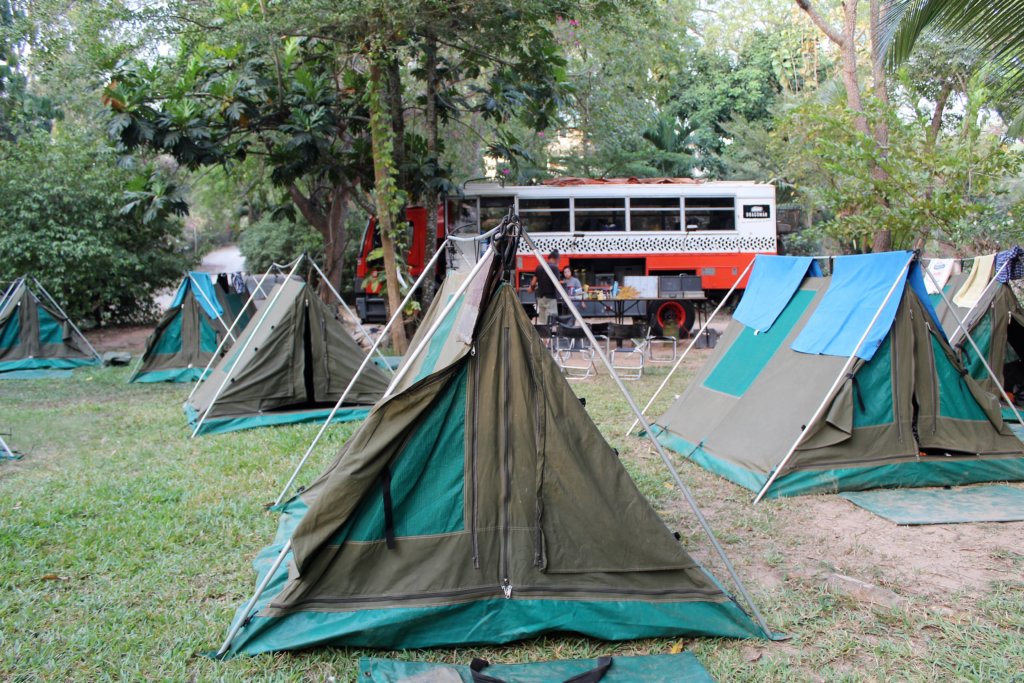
[655,272,1024,498]
[0,279,98,373]
[220,242,765,656]
[186,278,388,432]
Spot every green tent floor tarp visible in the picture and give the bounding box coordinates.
[359,652,715,682]
[184,403,371,437]
[840,485,1024,525]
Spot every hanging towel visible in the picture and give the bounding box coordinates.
[952,253,995,308]
[994,246,1024,282]
[924,258,956,294]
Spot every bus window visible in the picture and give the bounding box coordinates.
[448,198,479,234]
[480,196,515,232]
[519,197,570,233]
[574,197,626,232]
[629,197,681,231]
[684,197,735,231]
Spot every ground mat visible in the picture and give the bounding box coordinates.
[840,485,1024,525]
[359,652,715,683]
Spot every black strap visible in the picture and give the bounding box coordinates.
[380,465,396,550]
[470,656,613,683]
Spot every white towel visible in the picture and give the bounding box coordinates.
[953,254,995,308]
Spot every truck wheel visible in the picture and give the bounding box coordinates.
[649,300,696,337]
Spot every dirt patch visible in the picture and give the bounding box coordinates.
[84,326,151,354]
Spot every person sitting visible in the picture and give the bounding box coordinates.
[561,266,583,299]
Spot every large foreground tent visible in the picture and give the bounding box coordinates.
[129,272,254,383]
[215,220,768,658]
[928,250,1024,421]
[185,275,388,436]
[653,252,1024,499]
[0,276,100,377]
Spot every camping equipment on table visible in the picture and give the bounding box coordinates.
[653,253,1024,500]
[214,214,769,657]
[0,275,100,376]
[184,275,389,436]
[129,272,255,383]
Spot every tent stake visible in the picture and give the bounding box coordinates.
[524,230,773,639]
[924,265,1024,425]
[272,239,452,507]
[186,258,299,403]
[305,259,396,376]
[29,276,101,362]
[752,252,916,504]
[190,257,305,438]
[187,273,237,343]
[626,258,755,436]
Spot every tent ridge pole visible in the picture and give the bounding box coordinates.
[306,258,396,376]
[0,276,23,320]
[924,265,1024,425]
[29,276,101,361]
[191,257,305,438]
[626,257,755,436]
[752,252,916,504]
[272,239,452,507]
[524,230,773,638]
[186,259,297,402]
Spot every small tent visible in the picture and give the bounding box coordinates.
[0,276,100,377]
[215,225,767,657]
[129,272,254,383]
[653,253,1024,499]
[185,276,388,436]
[929,258,1024,421]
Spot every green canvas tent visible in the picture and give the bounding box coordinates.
[185,276,389,436]
[653,253,1024,500]
[0,276,100,376]
[215,222,768,657]
[929,266,1024,422]
[129,272,255,383]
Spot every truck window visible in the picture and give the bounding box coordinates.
[519,198,570,233]
[684,197,735,231]
[574,197,626,232]
[630,197,681,231]
[480,196,515,232]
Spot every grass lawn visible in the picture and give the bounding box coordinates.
[1,361,1022,681]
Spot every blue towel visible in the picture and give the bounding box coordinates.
[733,255,822,332]
[171,272,223,320]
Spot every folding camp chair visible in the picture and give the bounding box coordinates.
[608,323,647,380]
[554,324,596,379]
[646,333,678,365]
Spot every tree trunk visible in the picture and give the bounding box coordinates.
[927,83,953,148]
[386,55,407,191]
[287,183,350,303]
[868,0,891,250]
[421,35,441,309]
[368,59,409,354]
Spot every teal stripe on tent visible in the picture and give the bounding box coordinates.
[152,312,184,355]
[931,336,990,422]
[130,367,209,384]
[414,294,463,383]
[199,316,219,353]
[704,289,816,397]
[0,313,19,350]
[36,307,63,345]
[185,405,371,436]
[852,334,894,428]
[0,357,98,372]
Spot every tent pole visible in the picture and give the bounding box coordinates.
[945,259,1009,347]
[271,239,452,508]
[524,230,773,638]
[190,257,306,438]
[0,432,15,460]
[29,276,101,362]
[186,259,297,403]
[752,252,916,504]
[924,265,1024,425]
[0,276,25,320]
[625,258,755,436]
[306,259,396,376]
[215,539,292,658]
[187,273,236,343]
[383,247,495,399]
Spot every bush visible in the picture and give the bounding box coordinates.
[238,215,324,274]
[0,129,190,326]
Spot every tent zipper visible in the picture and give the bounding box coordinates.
[500,325,513,599]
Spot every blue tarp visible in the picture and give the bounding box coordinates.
[170,272,223,320]
[792,252,940,361]
[732,255,822,332]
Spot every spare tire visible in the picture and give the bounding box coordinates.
[648,300,696,337]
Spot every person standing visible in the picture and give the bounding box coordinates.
[529,250,560,323]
